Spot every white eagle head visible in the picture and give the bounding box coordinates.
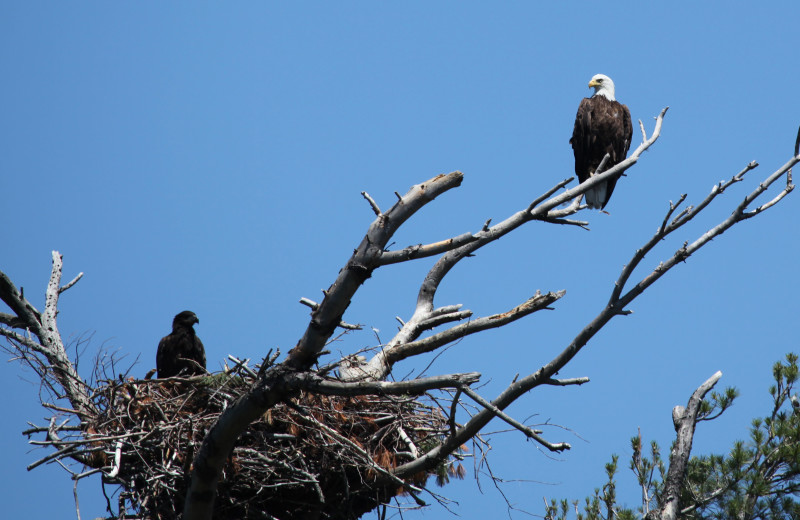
[588,74,616,101]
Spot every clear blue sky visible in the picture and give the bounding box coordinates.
[2,3,798,518]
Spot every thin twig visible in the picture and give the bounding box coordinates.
[361,191,382,216]
[459,385,566,452]
[59,272,84,294]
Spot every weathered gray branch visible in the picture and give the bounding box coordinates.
[527,107,669,217]
[389,291,564,365]
[59,272,84,294]
[297,371,481,396]
[185,174,469,518]
[298,297,362,330]
[5,115,794,520]
[613,154,796,311]
[378,232,479,265]
[0,327,49,355]
[647,371,722,520]
[392,135,796,481]
[361,190,382,216]
[357,291,564,381]
[0,311,23,327]
[0,251,94,416]
[458,385,569,452]
[358,109,670,384]
[285,172,464,370]
[375,110,669,271]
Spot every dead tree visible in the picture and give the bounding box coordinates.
[2,111,798,520]
[647,371,724,520]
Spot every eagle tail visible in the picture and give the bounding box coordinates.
[584,183,608,210]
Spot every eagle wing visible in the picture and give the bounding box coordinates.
[156,331,206,378]
[156,334,177,378]
[570,97,595,184]
[599,102,632,207]
[189,335,206,372]
[618,103,633,160]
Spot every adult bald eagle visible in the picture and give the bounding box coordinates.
[570,74,633,209]
[156,310,206,378]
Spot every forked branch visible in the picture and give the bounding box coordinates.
[647,371,723,520]
[374,109,669,270]
[0,251,94,416]
[286,172,464,370]
[392,129,797,481]
[359,109,669,383]
[3,118,795,520]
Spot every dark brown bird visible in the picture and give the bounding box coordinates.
[570,74,633,210]
[156,310,206,378]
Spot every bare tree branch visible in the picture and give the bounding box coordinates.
[393,139,796,481]
[0,267,40,327]
[378,233,479,265]
[4,113,797,520]
[0,252,94,416]
[361,191,382,216]
[296,371,481,396]
[375,109,670,271]
[648,371,723,520]
[613,155,796,311]
[0,327,49,355]
[382,291,565,368]
[458,385,568,452]
[358,109,669,383]
[528,107,669,217]
[298,297,362,330]
[285,172,465,370]
[59,272,84,294]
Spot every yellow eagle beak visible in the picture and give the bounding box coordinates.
[588,79,600,88]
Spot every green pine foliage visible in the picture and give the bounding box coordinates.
[545,353,800,520]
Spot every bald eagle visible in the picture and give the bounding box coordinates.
[570,74,633,210]
[156,310,206,378]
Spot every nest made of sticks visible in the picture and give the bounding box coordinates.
[69,366,465,519]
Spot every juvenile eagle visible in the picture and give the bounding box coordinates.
[570,74,633,209]
[156,310,206,378]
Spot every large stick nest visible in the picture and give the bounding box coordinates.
[56,366,464,519]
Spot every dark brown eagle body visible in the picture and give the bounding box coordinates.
[570,74,633,210]
[156,310,206,378]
